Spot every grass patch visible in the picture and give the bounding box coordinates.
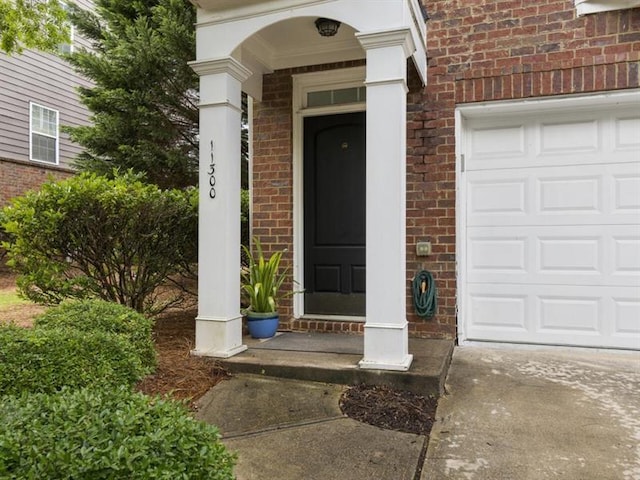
[0,290,27,309]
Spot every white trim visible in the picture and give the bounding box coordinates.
[457,89,640,118]
[292,66,366,319]
[359,356,413,371]
[29,102,59,165]
[189,57,253,81]
[248,95,254,244]
[356,28,415,58]
[199,100,243,112]
[455,89,640,346]
[454,107,466,343]
[575,0,640,15]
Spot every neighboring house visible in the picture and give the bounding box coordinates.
[0,0,93,207]
[194,0,639,369]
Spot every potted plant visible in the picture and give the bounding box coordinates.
[241,238,295,338]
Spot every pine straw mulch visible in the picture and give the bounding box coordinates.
[134,309,230,408]
[1,268,439,433]
[339,384,438,436]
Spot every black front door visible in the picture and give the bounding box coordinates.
[304,112,366,316]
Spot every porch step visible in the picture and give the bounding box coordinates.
[220,333,454,397]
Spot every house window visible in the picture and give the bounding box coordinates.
[307,86,367,108]
[58,26,74,54]
[58,2,74,54]
[30,103,59,164]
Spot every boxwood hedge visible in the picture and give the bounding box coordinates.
[0,387,236,479]
[34,299,157,371]
[0,325,146,396]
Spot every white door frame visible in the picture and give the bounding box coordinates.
[292,66,366,321]
[455,89,640,346]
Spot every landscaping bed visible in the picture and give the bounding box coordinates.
[1,268,437,435]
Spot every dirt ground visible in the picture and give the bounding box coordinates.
[0,268,437,433]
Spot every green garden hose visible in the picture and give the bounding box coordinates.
[412,270,437,318]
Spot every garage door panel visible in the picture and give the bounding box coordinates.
[538,176,601,214]
[466,108,640,171]
[538,119,600,156]
[467,162,639,226]
[614,174,640,213]
[467,291,528,331]
[467,225,638,287]
[462,98,640,350]
[615,116,640,151]
[466,284,640,349]
[613,297,640,336]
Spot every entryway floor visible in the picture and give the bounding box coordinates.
[220,332,454,397]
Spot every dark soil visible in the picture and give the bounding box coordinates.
[339,384,438,436]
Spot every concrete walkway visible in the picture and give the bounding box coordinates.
[196,376,427,480]
[424,345,640,480]
[196,341,640,480]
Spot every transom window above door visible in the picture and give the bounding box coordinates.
[307,86,366,108]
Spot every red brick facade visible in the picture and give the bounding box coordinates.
[0,158,73,207]
[252,1,640,339]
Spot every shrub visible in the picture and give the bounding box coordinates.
[0,325,148,396]
[0,222,8,263]
[0,172,198,314]
[35,299,156,371]
[0,387,236,479]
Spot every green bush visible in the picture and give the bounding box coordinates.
[35,299,156,371]
[0,172,198,314]
[0,325,148,396]
[0,387,236,479]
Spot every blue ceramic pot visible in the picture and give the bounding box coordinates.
[246,312,279,339]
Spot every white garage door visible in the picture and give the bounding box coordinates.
[460,92,640,350]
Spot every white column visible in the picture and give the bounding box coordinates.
[189,57,251,358]
[356,29,415,371]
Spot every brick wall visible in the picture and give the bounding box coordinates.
[408,1,639,339]
[0,158,73,207]
[252,2,640,339]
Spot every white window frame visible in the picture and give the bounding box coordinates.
[29,102,60,165]
[575,0,640,15]
[58,2,74,54]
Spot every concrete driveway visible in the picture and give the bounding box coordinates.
[423,345,640,480]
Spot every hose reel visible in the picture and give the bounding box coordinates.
[412,270,437,319]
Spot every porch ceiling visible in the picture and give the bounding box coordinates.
[242,18,363,72]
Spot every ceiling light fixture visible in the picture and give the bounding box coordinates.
[315,18,341,37]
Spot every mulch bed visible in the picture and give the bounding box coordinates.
[2,266,439,433]
[135,309,230,408]
[339,384,438,436]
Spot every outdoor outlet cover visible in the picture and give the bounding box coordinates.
[416,241,432,256]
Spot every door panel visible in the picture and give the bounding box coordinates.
[304,112,366,316]
[462,103,640,349]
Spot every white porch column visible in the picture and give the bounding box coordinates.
[357,29,415,371]
[190,57,251,358]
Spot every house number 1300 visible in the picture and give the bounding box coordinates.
[208,139,216,199]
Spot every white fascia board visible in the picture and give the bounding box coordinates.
[457,89,640,118]
[575,0,640,16]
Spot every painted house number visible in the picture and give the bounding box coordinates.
[208,139,216,199]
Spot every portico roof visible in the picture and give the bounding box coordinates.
[190,0,427,99]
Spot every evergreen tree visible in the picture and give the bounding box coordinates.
[65,0,199,189]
